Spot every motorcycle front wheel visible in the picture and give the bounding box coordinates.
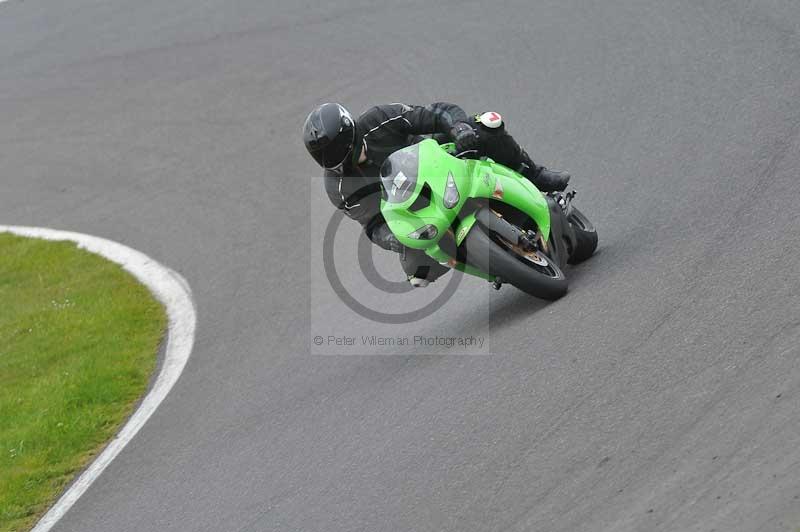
[462,224,568,300]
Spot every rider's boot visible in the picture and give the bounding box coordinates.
[534,167,571,192]
[401,248,449,288]
[408,276,430,288]
[521,163,571,192]
[515,148,570,192]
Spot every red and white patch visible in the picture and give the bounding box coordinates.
[479,111,503,129]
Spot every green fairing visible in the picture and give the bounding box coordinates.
[380,139,551,279]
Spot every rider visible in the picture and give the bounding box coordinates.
[303,102,570,286]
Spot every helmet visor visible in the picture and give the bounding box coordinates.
[316,123,355,169]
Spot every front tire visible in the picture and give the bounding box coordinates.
[462,224,568,300]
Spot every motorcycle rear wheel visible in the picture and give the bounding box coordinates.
[566,207,598,264]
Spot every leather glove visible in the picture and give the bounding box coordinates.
[449,121,479,154]
[370,224,403,253]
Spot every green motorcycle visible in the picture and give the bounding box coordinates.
[379,139,598,300]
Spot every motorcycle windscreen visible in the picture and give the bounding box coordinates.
[379,144,419,204]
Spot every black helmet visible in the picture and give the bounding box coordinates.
[303,103,356,169]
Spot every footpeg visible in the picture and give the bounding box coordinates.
[492,277,503,290]
[553,189,576,212]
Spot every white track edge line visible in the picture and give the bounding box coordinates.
[0,226,196,532]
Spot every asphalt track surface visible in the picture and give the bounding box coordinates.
[2,1,800,531]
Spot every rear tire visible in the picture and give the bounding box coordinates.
[463,224,568,300]
[566,207,598,264]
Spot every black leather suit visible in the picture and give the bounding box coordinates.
[323,102,542,282]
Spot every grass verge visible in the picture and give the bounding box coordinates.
[0,233,166,531]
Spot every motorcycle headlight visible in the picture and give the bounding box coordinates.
[443,171,460,209]
[408,224,438,240]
